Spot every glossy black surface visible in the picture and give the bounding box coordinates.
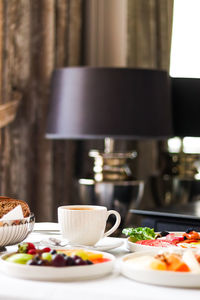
[172,77,200,137]
[46,67,172,139]
[130,201,200,220]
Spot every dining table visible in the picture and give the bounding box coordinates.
[0,222,200,300]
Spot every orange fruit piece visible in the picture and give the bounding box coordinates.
[92,258,111,264]
[150,259,167,271]
[167,254,190,272]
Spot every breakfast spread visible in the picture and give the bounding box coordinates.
[0,196,30,219]
[4,242,111,267]
[123,227,200,249]
[2,218,200,286]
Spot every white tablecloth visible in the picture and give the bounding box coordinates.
[0,223,200,300]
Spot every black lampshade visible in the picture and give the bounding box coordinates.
[46,67,172,139]
[171,77,200,137]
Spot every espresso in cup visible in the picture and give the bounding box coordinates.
[65,207,94,211]
[58,205,121,246]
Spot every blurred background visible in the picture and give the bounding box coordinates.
[0,0,200,230]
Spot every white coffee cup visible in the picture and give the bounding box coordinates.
[58,205,121,246]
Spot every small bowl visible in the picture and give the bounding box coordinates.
[0,213,35,250]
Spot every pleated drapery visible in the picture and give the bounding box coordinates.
[127,0,174,207]
[0,0,83,221]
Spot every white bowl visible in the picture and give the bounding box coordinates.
[0,213,35,249]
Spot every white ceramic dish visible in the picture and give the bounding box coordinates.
[127,237,177,252]
[0,250,115,281]
[33,222,60,233]
[121,251,200,288]
[93,237,124,251]
[126,232,200,252]
[40,237,124,252]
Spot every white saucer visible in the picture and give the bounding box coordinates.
[40,237,124,252]
[92,237,124,251]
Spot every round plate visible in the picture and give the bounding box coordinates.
[127,237,177,252]
[121,251,200,288]
[0,250,115,281]
[126,232,200,252]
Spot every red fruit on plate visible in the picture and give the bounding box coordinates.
[41,247,51,253]
[27,243,36,250]
[18,242,36,253]
[28,249,37,255]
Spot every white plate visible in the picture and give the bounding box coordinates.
[33,222,60,233]
[0,250,115,281]
[126,232,200,252]
[121,251,200,288]
[127,237,177,252]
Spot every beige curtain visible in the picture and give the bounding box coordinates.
[127,0,174,207]
[0,0,83,221]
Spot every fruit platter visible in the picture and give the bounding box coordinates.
[121,249,200,287]
[0,242,115,281]
[122,227,200,252]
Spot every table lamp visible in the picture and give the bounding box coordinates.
[46,67,172,227]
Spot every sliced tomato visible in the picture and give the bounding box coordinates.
[136,240,172,247]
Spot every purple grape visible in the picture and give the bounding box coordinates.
[27,259,38,266]
[74,258,87,266]
[52,254,66,267]
[72,255,80,260]
[65,256,75,266]
[37,259,47,266]
[85,260,93,265]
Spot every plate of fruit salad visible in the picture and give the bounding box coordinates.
[0,242,115,281]
[121,249,200,287]
[122,227,200,252]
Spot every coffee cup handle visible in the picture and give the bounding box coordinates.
[103,210,121,238]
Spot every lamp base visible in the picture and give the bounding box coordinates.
[89,149,137,181]
[78,179,144,231]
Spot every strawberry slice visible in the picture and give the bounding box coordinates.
[18,242,36,253]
